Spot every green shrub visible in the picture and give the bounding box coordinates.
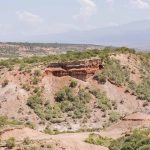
[85,133,112,147]
[70,80,77,88]
[0,116,7,127]
[91,90,111,111]
[34,69,41,77]
[27,94,45,119]
[94,59,130,86]
[55,87,75,102]
[27,95,42,109]
[6,137,16,149]
[55,87,91,119]
[0,116,22,128]
[25,121,35,129]
[55,89,67,102]
[19,63,26,71]
[60,101,73,112]
[109,139,123,150]
[93,72,107,84]
[136,76,150,101]
[109,111,121,123]
[136,138,150,149]
[128,80,137,92]
[32,77,39,85]
[109,129,150,150]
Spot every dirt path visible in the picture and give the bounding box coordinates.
[51,132,108,150]
[1,128,108,150]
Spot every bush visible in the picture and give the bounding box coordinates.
[19,63,26,71]
[85,133,112,147]
[136,76,150,101]
[128,80,137,92]
[23,137,32,145]
[109,129,150,150]
[91,90,111,111]
[27,94,45,119]
[55,87,75,102]
[2,79,9,87]
[60,101,73,112]
[32,77,39,85]
[109,139,123,150]
[93,72,107,84]
[94,59,130,86]
[6,137,16,149]
[25,121,35,129]
[0,116,7,127]
[70,80,77,88]
[109,111,121,123]
[0,116,22,128]
[136,138,150,149]
[27,95,42,109]
[34,69,41,77]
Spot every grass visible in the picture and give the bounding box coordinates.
[0,116,22,128]
[85,133,112,147]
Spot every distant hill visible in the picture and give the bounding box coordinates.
[39,19,150,50]
[0,42,104,58]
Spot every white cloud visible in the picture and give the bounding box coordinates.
[74,0,97,21]
[130,0,150,9]
[17,11,43,26]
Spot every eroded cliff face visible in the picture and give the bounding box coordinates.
[45,59,103,80]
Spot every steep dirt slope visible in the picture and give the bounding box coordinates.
[0,82,39,123]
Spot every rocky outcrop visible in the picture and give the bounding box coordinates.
[45,59,103,80]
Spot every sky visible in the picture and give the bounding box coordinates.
[0,0,150,42]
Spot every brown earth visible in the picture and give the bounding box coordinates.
[0,128,108,150]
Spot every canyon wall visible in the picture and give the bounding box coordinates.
[45,59,103,81]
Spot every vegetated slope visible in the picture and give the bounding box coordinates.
[0,47,149,150]
[85,128,150,150]
[0,47,149,132]
[0,42,103,58]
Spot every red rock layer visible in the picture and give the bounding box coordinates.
[45,59,103,81]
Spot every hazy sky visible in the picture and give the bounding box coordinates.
[0,0,150,41]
